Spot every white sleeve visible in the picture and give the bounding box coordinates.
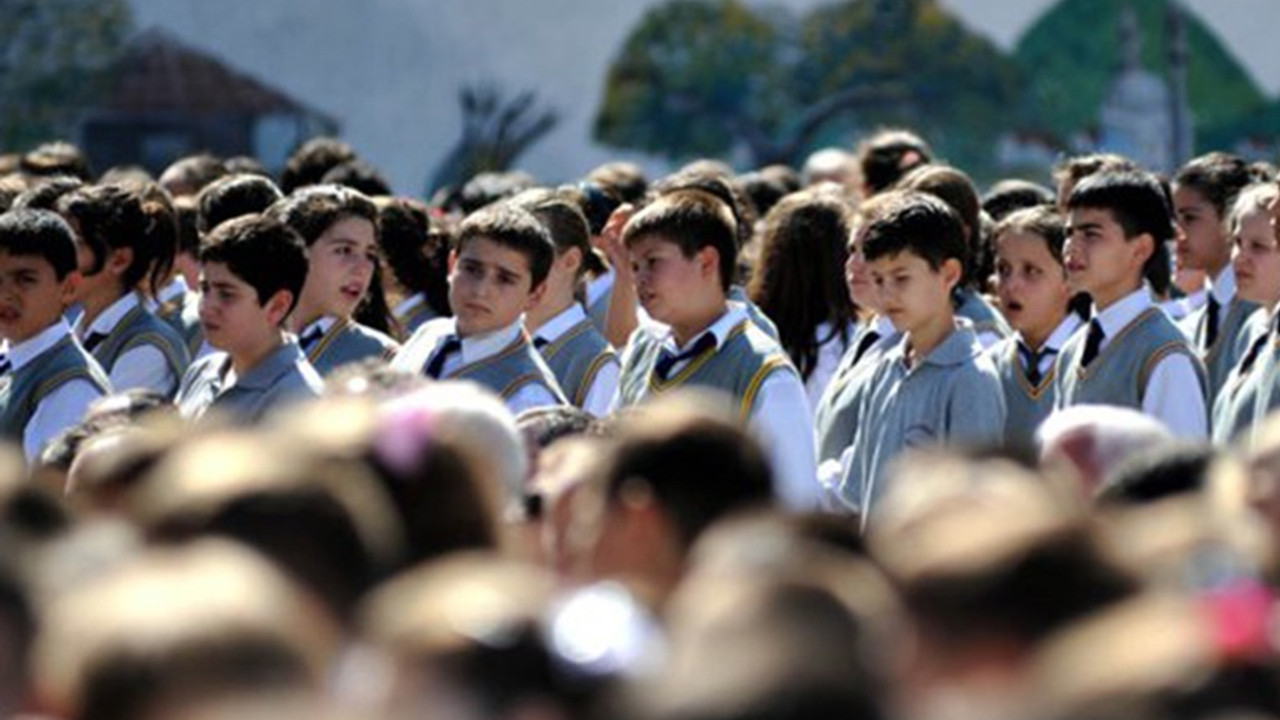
[580,356,621,418]
[25,378,105,463]
[505,382,564,417]
[1142,352,1208,439]
[748,371,820,510]
[108,345,176,397]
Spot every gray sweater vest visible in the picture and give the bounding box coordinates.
[307,319,399,376]
[93,301,191,385]
[1192,297,1260,401]
[538,318,617,408]
[0,336,109,441]
[990,337,1057,449]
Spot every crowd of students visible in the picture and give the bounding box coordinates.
[0,130,1279,720]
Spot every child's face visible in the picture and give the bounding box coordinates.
[1064,207,1150,308]
[995,231,1071,342]
[198,262,280,354]
[1232,205,1280,306]
[448,236,542,337]
[1173,185,1229,273]
[0,250,77,343]
[297,216,379,320]
[868,250,958,337]
[845,221,880,311]
[629,234,716,325]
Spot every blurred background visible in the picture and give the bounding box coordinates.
[3,0,1277,195]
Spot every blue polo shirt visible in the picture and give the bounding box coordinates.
[175,340,322,423]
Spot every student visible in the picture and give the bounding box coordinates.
[0,209,111,462]
[270,185,399,376]
[391,203,567,414]
[896,164,1012,348]
[514,188,619,417]
[813,193,902,463]
[856,127,933,197]
[823,192,1005,521]
[375,196,450,339]
[1172,152,1257,398]
[612,189,818,509]
[748,186,858,408]
[56,184,190,397]
[1054,170,1207,438]
[989,205,1084,449]
[1211,183,1280,445]
[174,214,322,423]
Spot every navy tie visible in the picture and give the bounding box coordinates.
[299,325,325,352]
[1203,296,1221,350]
[82,331,108,353]
[654,333,716,380]
[1080,320,1105,369]
[1019,343,1057,385]
[0,356,10,375]
[533,336,549,350]
[423,336,462,379]
[851,330,881,366]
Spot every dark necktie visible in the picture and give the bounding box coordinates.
[1203,296,1221,350]
[0,356,10,375]
[1237,331,1269,376]
[1019,343,1057,385]
[82,331,108,353]
[851,330,881,366]
[423,336,462,379]
[299,325,325,352]
[1080,320,1106,369]
[654,333,716,380]
[533,336,549,350]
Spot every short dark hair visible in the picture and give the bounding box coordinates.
[157,153,228,197]
[1052,153,1137,191]
[1067,170,1175,293]
[456,203,556,288]
[0,208,79,279]
[993,204,1067,265]
[196,174,284,235]
[510,188,595,280]
[622,189,738,293]
[280,137,357,194]
[862,191,967,271]
[982,179,1055,221]
[20,141,91,181]
[587,161,648,204]
[56,184,154,286]
[1172,151,1254,218]
[199,215,308,315]
[269,184,378,247]
[600,396,773,549]
[320,159,392,197]
[857,128,933,195]
[10,176,84,212]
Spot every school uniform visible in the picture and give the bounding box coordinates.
[392,317,566,415]
[76,292,191,399]
[1162,287,1208,322]
[614,302,819,509]
[154,276,205,358]
[297,315,400,377]
[175,340,322,424]
[824,319,1006,522]
[531,303,619,417]
[813,315,899,463]
[988,314,1083,449]
[0,321,110,462]
[586,269,615,336]
[805,321,857,410]
[1181,266,1258,401]
[1211,307,1277,446]
[393,292,439,342]
[728,284,781,341]
[1053,287,1207,438]
[956,287,1011,350]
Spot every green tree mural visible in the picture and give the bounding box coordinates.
[0,0,133,151]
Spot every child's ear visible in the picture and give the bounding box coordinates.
[941,258,963,291]
[446,248,459,274]
[561,247,583,274]
[264,289,295,326]
[1131,232,1155,267]
[59,271,82,307]
[524,280,548,311]
[697,246,720,281]
[107,247,134,278]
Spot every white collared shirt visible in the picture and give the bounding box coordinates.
[298,315,337,345]
[148,276,189,311]
[1020,314,1084,378]
[623,304,820,510]
[1092,287,1207,438]
[531,303,619,417]
[9,321,105,462]
[76,293,175,396]
[586,268,614,308]
[806,321,856,409]
[439,316,561,415]
[394,293,425,318]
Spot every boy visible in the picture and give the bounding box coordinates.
[1054,170,1207,437]
[174,214,322,423]
[1172,153,1257,398]
[823,192,1005,520]
[270,185,399,376]
[989,205,1083,449]
[0,209,111,461]
[612,189,818,509]
[56,184,190,397]
[515,188,619,417]
[391,203,566,414]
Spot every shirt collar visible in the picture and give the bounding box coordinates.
[455,316,526,365]
[1092,286,1153,339]
[80,292,140,337]
[10,320,73,372]
[394,292,425,317]
[235,341,307,390]
[1208,265,1237,305]
[660,303,746,355]
[888,318,982,368]
[1035,313,1085,353]
[300,315,337,339]
[873,314,895,337]
[159,276,189,303]
[533,303,588,344]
